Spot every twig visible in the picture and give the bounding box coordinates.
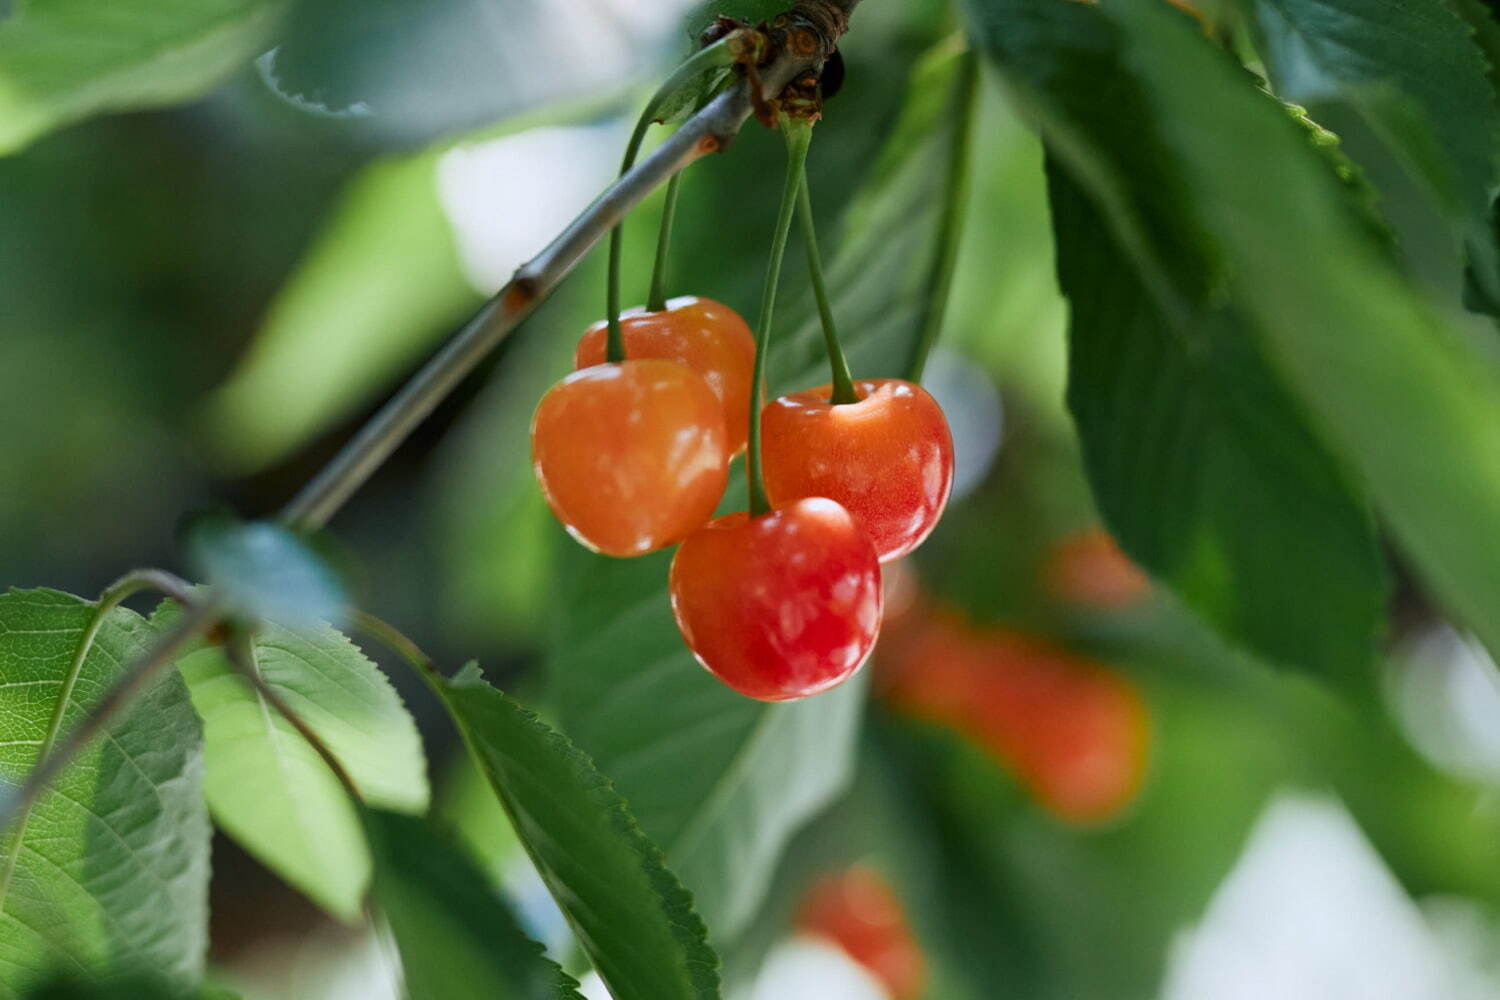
[279,3,856,533]
[225,634,362,800]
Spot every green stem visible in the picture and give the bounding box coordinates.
[796,169,859,404]
[905,48,979,383]
[646,173,683,312]
[748,115,813,517]
[607,39,734,361]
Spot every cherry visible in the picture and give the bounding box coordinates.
[531,360,728,557]
[761,379,954,563]
[669,498,882,701]
[796,866,926,1000]
[576,296,757,454]
[881,611,1149,825]
[1043,527,1150,609]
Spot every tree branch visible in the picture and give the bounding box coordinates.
[279,2,857,533]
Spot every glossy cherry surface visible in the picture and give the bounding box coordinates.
[576,296,756,454]
[669,498,882,701]
[761,379,954,563]
[531,360,728,557]
[797,867,926,1000]
[882,612,1149,825]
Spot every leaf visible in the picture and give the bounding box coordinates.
[1248,0,1500,303]
[544,42,963,951]
[967,0,1390,681]
[362,809,583,1000]
[1050,163,1386,686]
[432,666,720,1000]
[0,0,286,156]
[22,973,236,999]
[967,0,1500,674]
[182,513,346,627]
[154,603,427,922]
[0,589,209,996]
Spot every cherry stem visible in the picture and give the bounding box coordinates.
[645,173,682,313]
[748,114,813,518]
[796,166,859,405]
[905,47,978,384]
[607,39,734,362]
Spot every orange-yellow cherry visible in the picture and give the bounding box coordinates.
[576,296,756,454]
[761,379,955,563]
[531,360,728,557]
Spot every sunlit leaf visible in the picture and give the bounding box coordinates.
[0,0,286,155]
[155,603,427,922]
[0,590,209,997]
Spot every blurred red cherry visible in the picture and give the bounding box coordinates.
[797,866,926,1000]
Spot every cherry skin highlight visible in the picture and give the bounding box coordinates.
[669,498,883,701]
[761,379,955,562]
[576,296,756,454]
[531,359,728,557]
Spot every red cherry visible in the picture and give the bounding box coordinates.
[669,498,882,701]
[531,360,728,557]
[796,866,927,1000]
[576,296,756,454]
[1043,527,1150,609]
[881,611,1149,825]
[761,379,955,562]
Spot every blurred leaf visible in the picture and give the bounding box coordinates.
[0,0,286,155]
[1103,0,1500,684]
[968,0,1500,671]
[0,589,209,995]
[202,101,622,472]
[433,666,720,1000]
[155,603,427,922]
[21,974,237,999]
[183,512,346,627]
[1249,0,1500,303]
[261,0,678,144]
[1052,165,1386,686]
[201,143,479,471]
[363,809,583,1000]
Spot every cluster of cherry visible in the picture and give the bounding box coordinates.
[530,296,954,702]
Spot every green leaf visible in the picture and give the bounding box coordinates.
[1050,163,1386,686]
[182,513,346,627]
[0,589,209,996]
[1249,0,1500,302]
[973,0,1387,678]
[548,550,867,946]
[968,0,1500,672]
[0,0,287,156]
[22,973,236,999]
[155,604,427,922]
[432,666,720,1000]
[363,809,583,1000]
